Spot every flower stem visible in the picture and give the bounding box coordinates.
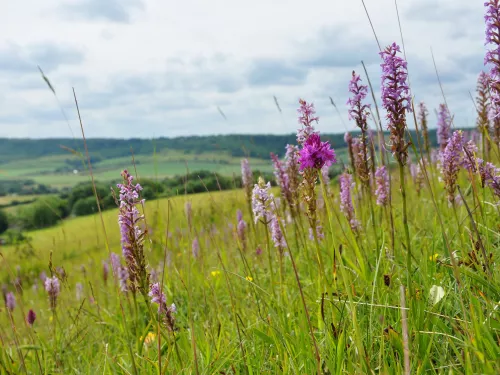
[399,163,412,296]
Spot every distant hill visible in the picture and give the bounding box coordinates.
[0,129,472,163]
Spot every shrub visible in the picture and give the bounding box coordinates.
[0,209,8,234]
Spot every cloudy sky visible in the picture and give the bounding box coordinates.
[0,0,485,138]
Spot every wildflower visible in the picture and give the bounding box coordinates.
[192,237,200,258]
[484,0,500,116]
[347,71,371,126]
[255,246,263,256]
[380,42,412,165]
[437,104,452,151]
[102,261,109,284]
[185,201,192,230]
[245,276,253,282]
[26,309,36,326]
[462,141,479,172]
[418,102,430,154]
[110,253,121,275]
[347,71,372,183]
[251,177,273,224]
[476,72,491,145]
[142,332,156,346]
[271,153,292,206]
[211,271,221,277]
[76,283,83,301]
[117,170,149,293]
[118,266,129,292]
[44,276,60,309]
[374,166,389,206]
[5,292,15,312]
[39,271,47,283]
[440,130,464,203]
[298,134,336,170]
[297,99,319,145]
[480,161,500,198]
[236,209,243,223]
[339,173,360,231]
[284,144,300,205]
[241,159,253,201]
[413,159,426,195]
[269,216,286,252]
[148,283,176,330]
[308,224,325,241]
[237,218,247,244]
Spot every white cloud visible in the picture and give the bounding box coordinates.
[0,0,487,138]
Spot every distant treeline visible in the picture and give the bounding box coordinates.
[0,180,58,197]
[0,129,474,163]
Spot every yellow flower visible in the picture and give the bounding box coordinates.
[211,271,221,277]
[245,276,253,282]
[141,332,156,346]
[429,253,439,261]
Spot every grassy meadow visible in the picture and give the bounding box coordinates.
[0,145,499,373]
[2,2,500,373]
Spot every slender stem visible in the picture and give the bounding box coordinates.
[264,223,276,298]
[399,163,412,296]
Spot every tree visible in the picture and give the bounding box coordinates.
[0,209,8,234]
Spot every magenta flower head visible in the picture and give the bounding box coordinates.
[26,309,36,326]
[148,283,176,330]
[374,166,390,206]
[347,71,371,128]
[339,173,360,231]
[437,104,452,151]
[297,99,319,145]
[298,134,337,170]
[380,42,412,164]
[440,130,464,203]
[117,170,149,293]
[44,276,60,309]
[5,292,15,312]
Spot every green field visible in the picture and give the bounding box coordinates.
[0,151,277,189]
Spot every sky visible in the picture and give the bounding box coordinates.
[0,0,486,139]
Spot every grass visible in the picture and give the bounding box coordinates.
[0,150,499,373]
